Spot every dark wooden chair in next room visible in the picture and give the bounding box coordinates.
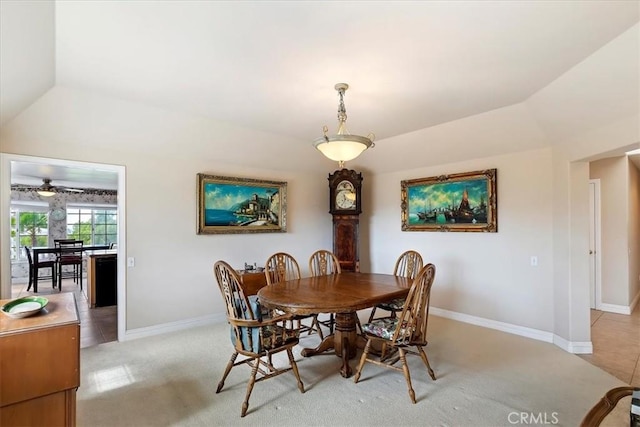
[55,239,84,291]
[25,247,57,292]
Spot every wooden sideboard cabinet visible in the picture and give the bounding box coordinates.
[237,270,267,296]
[0,292,80,426]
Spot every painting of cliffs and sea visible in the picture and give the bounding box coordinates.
[401,169,497,232]
[197,174,287,234]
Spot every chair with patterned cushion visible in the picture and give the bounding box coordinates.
[214,260,304,417]
[264,252,323,338]
[309,249,341,335]
[354,263,437,404]
[368,250,423,322]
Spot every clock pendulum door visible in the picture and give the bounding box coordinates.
[333,214,360,272]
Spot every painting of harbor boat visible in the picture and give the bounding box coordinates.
[197,174,287,234]
[401,169,497,232]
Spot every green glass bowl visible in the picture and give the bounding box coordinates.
[1,296,49,319]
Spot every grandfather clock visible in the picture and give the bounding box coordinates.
[328,169,363,272]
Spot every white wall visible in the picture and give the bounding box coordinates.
[0,87,335,331]
[627,159,640,308]
[367,148,554,332]
[0,0,55,126]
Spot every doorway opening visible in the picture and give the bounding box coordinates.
[0,153,126,343]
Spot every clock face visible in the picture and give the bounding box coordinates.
[50,209,66,221]
[335,180,356,210]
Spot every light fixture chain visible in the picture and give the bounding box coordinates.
[337,87,347,124]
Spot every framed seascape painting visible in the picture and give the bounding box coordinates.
[197,174,287,234]
[401,169,497,232]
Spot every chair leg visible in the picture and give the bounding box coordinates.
[79,262,83,290]
[52,265,57,290]
[216,351,238,393]
[312,315,324,340]
[353,338,372,383]
[241,358,260,417]
[27,267,33,292]
[329,313,335,334]
[398,348,416,404]
[287,348,305,394]
[417,346,436,380]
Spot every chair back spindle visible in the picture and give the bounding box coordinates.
[394,250,424,280]
[264,252,301,285]
[309,250,341,277]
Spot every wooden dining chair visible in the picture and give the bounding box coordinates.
[25,247,57,291]
[368,250,424,322]
[264,252,323,338]
[309,249,341,335]
[580,386,639,427]
[354,263,437,404]
[214,260,304,417]
[55,239,84,291]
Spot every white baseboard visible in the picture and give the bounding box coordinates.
[123,312,227,341]
[430,307,554,343]
[120,306,593,355]
[599,303,631,315]
[553,334,593,354]
[429,307,593,354]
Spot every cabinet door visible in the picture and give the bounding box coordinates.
[0,324,79,406]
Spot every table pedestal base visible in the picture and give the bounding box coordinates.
[300,312,366,377]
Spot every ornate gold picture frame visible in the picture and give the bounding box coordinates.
[197,174,287,234]
[401,169,497,232]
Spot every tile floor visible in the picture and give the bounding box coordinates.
[578,306,640,386]
[11,278,117,348]
[10,278,639,385]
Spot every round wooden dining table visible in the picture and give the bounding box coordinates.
[257,272,412,377]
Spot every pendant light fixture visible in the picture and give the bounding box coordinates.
[37,178,56,197]
[313,83,375,168]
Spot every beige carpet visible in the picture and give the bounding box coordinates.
[77,315,625,426]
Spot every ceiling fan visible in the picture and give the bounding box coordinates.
[37,178,85,197]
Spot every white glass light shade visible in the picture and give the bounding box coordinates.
[313,83,375,165]
[37,190,56,197]
[313,135,373,162]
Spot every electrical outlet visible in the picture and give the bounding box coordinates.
[530,256,538,267]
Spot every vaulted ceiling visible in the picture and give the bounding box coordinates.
[2,1,639,187]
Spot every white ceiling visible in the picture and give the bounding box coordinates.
[4,1,640,187]
[11,161,118,191]
[54,1,638,142]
